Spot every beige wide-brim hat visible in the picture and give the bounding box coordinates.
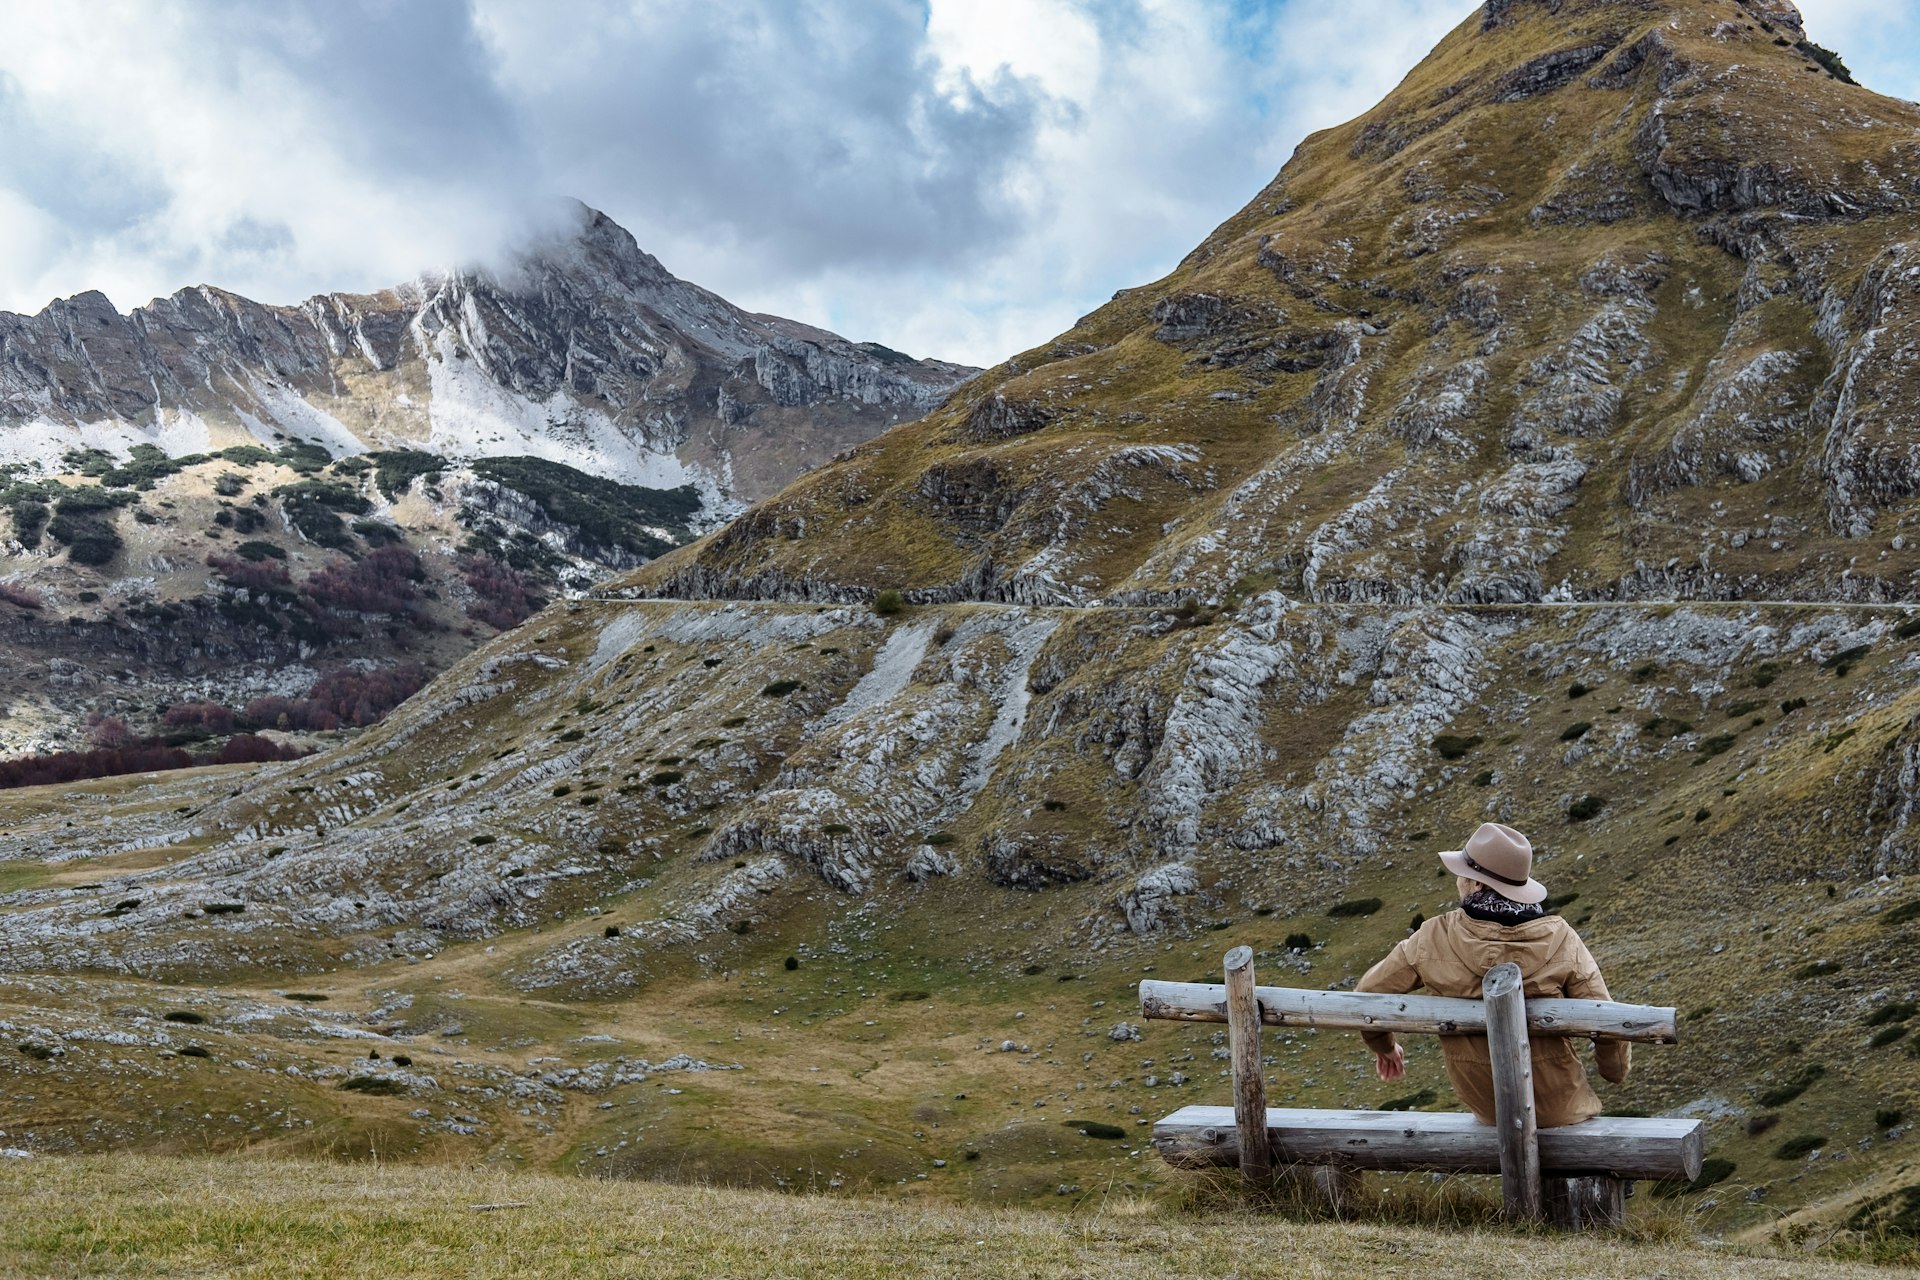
[1438,822,1547,905]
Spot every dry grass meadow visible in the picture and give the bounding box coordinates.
[0,1154,1903,1279]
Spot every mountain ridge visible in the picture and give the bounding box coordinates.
[610,0,1920,609]
[0,202,976,506]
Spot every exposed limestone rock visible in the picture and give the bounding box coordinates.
[1119,863,1199,934]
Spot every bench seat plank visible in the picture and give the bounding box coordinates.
[1151,1105,1703,1182]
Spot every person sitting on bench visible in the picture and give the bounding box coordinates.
[1356,822,1630,1127]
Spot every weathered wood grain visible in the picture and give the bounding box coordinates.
[1485,962,1542,1222]
[1150,1106,1703,1183]
[1222,946,1271,1189]
[1138,980,1676,1044]
[1545,1175,1627,1230]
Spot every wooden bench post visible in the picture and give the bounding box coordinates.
[1484,961,1543,1223]
[1222,946,1271,1190]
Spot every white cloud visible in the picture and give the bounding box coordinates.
[0,1,1910,369]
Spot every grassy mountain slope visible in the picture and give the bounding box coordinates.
[0,595,1914,1238]
[619,0,1920,608]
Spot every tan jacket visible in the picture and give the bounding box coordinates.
[1355,910,1630,1128]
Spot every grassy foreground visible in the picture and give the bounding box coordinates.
[0,1156,1893,1280]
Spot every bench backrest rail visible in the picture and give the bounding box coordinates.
[1138,978,1677,1043]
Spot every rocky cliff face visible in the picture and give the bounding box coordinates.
[0,203,975,507]
[0,0,1914,1232]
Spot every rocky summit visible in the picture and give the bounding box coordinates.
[1,201,974,505]
[0,205,975,753]
[0,0,1916,1245]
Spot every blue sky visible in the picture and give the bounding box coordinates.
[0,0,1915,368]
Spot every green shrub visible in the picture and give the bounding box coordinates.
[1823,643,1871,676]
[1042,799,1068,811]
[1870,1025,1911,1049]
[1797,39,1855,83]
[274,480,368,548]
[1471,770,1494,787]
[648,771,684,786]
[1380,1087,1438,1112]
[177,1045,211,1059]
[1641,716,1691,739]
[1567,681,1592,699]
[1865,1001,1917,1027]
[235,539,285,561]
[1757,1064,1825,1108]
[923,831,956,846]
[163,1011,204,1025]
[760,680,803,697]
[1884,901,1920,927]
[1780,697,1806,714]
[1876,1108,1905,1130]
[1695,734,1737,762]
[8,498,49,548]
[1328,898,1383,918]
[872,589,905,617]
[1543,892,1580,911]
[1773,1134,1827,1160]
[467,456,697,557]
[1567,795,1606,822]
[470,835,495,845]
[1750,662,1780,688]
[889,990,931,1002]
[1793,960,1839,979]
[339,1076,405,1096]
[367,450,449,501]
[47,508,124,565]
[1631,662,1659,682]
[1688,1157,1736,1192]
[1897,616,1920,640]
[1283,933,1313,951]
[1560,722,1592,742]
[283,993,328,1003]
[1431,733,1482,760]
[1066,1120,1126,1139]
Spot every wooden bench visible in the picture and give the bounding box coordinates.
[1138,946,1704,1229]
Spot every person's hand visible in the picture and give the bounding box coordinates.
[1374,1045,1405,1081]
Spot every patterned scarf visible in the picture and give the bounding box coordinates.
[1461,886,1547,925]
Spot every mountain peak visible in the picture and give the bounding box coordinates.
[616,0,1918,609]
